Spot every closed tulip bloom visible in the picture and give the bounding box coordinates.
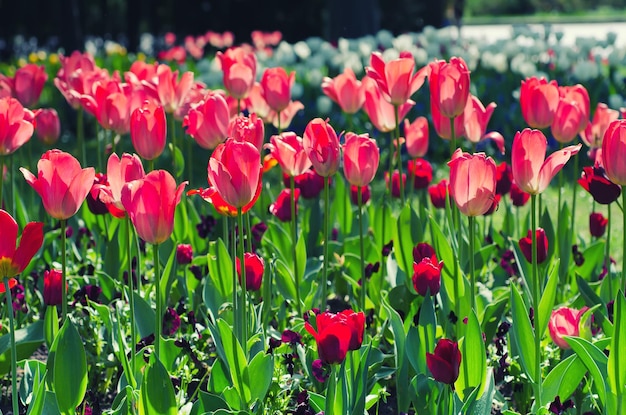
[404,116,429,158]
[548,307,589,349]
[208,139,262,209]
[0,209,43,283]
[412,243,443,297]
[589,212,608,238]
[270,188,299,222]
[303,118,340,177]
[21,150,95,220]
[266,132,312,177]
[580,103,619,155]
[35,108,61,145]
[342,132,379,187]
[337,309,365,351]
[217,46,257,100]
[155,64,195,114]
[428,179,449,209]
[511,128,581,195]
[86,173,111,215]
[0,97,35,155]
[551,88,589,144]
[365,51,427,106]
[304,311,355,364]
[80,80,131,134]
[430,97,464,140]
[578,166,621,205]
[448,149,497,217]
[322,67,365,114]
[601,120,626,186]
[363,76,414,133]
[386,171,406,199]
[229,113,265,152]
[236,252,265,291]
[130,100,167,161]
[350,185,370,205]
[260,67,295,113]
[428,57,471,118]
[96,153,146,218]
[426,339,461,385]
[495,162,513,195]
[43,269,63,306]
[518,228,549,264]
[121,170,187,244]
[176,244,193,265]
[509,182,530,207]
[0,64,48,107]
[183,93,230,150]
[407,158,433,189]
[520,77,559,129]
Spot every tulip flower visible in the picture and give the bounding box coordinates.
[495,162,513,195]
[270,188,299,222]
[342,132,380,187]
[578,166,621,205]
[589,212,608,238]
[303,118,340,178]
[412,244,443,297]
[86,174,110,215]
[266,132,312,177]
[428,57,471,119]
[548,307,589,349]
[426,339,462,385]
[509,183,530,207]
[182,92,230,150]
[428,179,449,209]
[407,158,433,190]
[236,252,265,291]
[266,100,304,130]
[21,150,95,220]
[362,76,414,133]
[43,269,63,306]
[245,83,271,120]
[0,97,35,156]
[460,95,505,154]
[365,51,427,106]
[260,67,295,113]
[0,63,48,107]
[337,309,365,351]
[350,185,370,205]
[176,244,193,265]
[404,116,429,158]
[386,171,406,199]
[288,170,325,199]
[155,64,195,114]
[321,67,365,114]
[580,103,619,162]
[217,46,257,100]
[130,100,167,161]
[518,228,549,264]
[229,113,265,152]
[511,128,581,195]
[54,51,106,110]
[305,310,363,364]
[208,139,262,209]
[519,77,559,129]
[601,120,626,186]
[551,85,590,144]
[447,149,497,217]
[95,153,146,218]
[80,79,131,135]
[35,108,61,146]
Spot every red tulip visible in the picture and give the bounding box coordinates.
[428,57,471,118]
[269,188,299,222]
[448,149,497,217]
[303,118,340,177]
[95,153,146,218]
[229,113,265,152]
[518,228,548,264]
[322,68,365,114]
[121,170,187,244]
[305,310,364,364]
[35,108,61,146]
[130,100,167,161]
[54,51,106,110]
[404,116,429,158]
[260,67,295,113]
[386,171,406,199]
[0,64,48,107]
[509,183,530,207]
[342,132,379,187]
[426,339,461,385]
[0,209,43,283]
[349,185,370,205]
[495,162,513,195]
[21,150,95,220]
[407,158,433,189]
[208,139,262,209]
[362,76,414,133]
[601,120,626,185]
[155,64,195,114]
[266,132,312,177]
[244,83,271,120]
[43,269,63,306]
[578,166,621,205]
[187,182,261,217]
[580,103,619,159]
[589,212,608,238]
[551,85,590,144]
[511,128,581,195]
[0,97,35,155]
[236,252,265,291]
[289,170,326,199]
[412,242,443,297]
[176,244,193,265]
[183,92,230,150]
[520,77,559,129]
[428,179,449,209]
[217,46,257,100]
[548,307,589,349]
[365,51,427,106]
[337,309,365,351]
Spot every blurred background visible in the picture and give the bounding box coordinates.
[1,0,625,57]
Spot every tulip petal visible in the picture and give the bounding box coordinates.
[537,144,581,194]
[13,221,44,273]
[0,210,18,260]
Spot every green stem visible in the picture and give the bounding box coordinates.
[186,135,193,182]
[531,194,542,403]
[170,114,178,178]
[77,107,85,166]
[148,159,154,173]
[449,117,457,156]
[153,243,162,360]
[394,105,405,204]
[321,175,330,309]
[237,208,248,354]
[230,218,239,342]
[9,155,14,214]
[61,219,68,320]
[469,215,476,311]
[4,278,18,415]
[622,189,626,293]
[325,364,338,415]
[358,186,366,312]
[290,175,302,316]
[126,217,137,387]
[607,204,613,297]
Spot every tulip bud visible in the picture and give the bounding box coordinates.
[518,228,549,264]
[43,269,63,306]
[426,339,461,385]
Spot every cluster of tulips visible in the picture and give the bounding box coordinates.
[0,27,626,415]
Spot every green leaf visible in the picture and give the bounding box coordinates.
[332,175,353,236]
[464,368,496,415]
[133,292,156,339]
[537,258,560,339]
[577,275,613,337]
[139,354,177,415]
[43,306,58,351]
[381,295,409,413]
[509,284,535,382]
[394,204,423,276]
[170,142,185,179]
[274,258,298,301]
[215,319,250,404]
[565,336,607,407]
[19,359,46,408]
[52,318,88,415]
[480,295,507,347]
[608,291,626,397]
[196,391,231,412]
[247,351,273,404]
[0,320,44,375]
[542,354,587,406]
[207,239,234,300]
[455,310,487,401]
[173,197,189,243]
[416,294,436,375]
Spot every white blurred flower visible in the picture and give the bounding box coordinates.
[510,53,537,78]
[274,41,296,65]
[376,30,394,49]
[294,41,311,60]
[393,34,414,52]
[572,60,599,81]
[316,95,333,116]
[481,51,508,73]
[139,33,154,55]
[609,94,624,111]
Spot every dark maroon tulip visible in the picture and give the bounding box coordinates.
[407,158,433,189]
[589,212,608,237]
[43,269,63,306]
[519,228,549,264]
[236,252,265,291]
[412,257,443,296]
[428,179,449,209]
[176,243,193,265]
[413,242,437,263]
[284,170,326,199]
[509,182,530,207]
[86,173,110,215]
[495,162,513,195]
[426,338,461,385]
[269,188,299,222]
[578,166,621,205]
[350,185,371,205]
[386,171,406,199]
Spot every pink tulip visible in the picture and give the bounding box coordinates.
[266,100,304,130]
[460,95,505,154]
[365,51,427,106]
[430,98,464,140]
[403,116,429,158]
[20,150,95,220]
[95,153,146,218]
[260,67,295,113]
[362,76,414,133]
[321,68,366,114]
[0,97,35,155]
[303,118,341,177]
[217,47,257,100]
[428,57,471,119]
[229,113,265,152]
[601,120,626,186]
[54,51,108,109]
[519,77,559,129]
[265,132,312,177]
[342,132,380,187]
[155,64,195,114]
[130,100,167,161]
[121,170,187,244]
[0,64,48,107]
[244,83,271,120]
[80,79,131,134]
[548,307,589,349]
[0,209,43,280]
[580,103,619,161]
[447,149,497,217]
[511,128,581,195]
[551,85,590,144]
[183,92,230,150]
[35,108,61,145]
[208,139,262,209]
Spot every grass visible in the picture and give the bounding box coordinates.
[464,6,626,25]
